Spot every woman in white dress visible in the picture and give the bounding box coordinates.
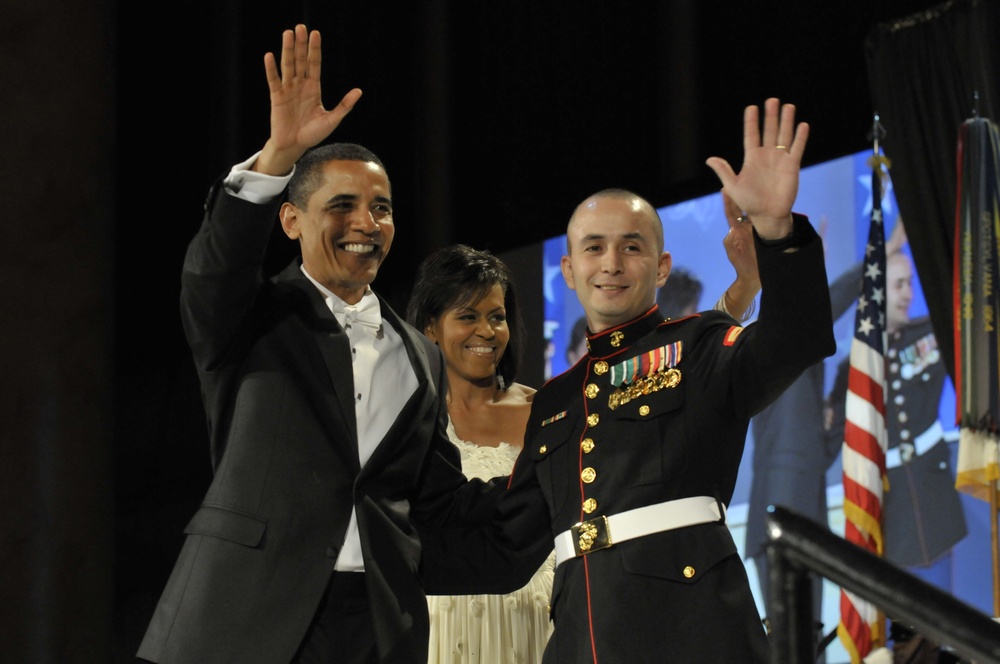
[407,245,555,664]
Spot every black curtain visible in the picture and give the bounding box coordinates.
[866,0,1000,380]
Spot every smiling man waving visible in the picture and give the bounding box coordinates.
[423,99,837,663]
[138,25,495,664]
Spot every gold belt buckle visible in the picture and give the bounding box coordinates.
[571,515,612,556]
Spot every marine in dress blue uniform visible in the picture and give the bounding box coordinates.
[422,99,837,663]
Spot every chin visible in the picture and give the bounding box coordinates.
[599,305,635,321]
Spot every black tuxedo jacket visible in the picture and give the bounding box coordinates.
[138,184,483,664]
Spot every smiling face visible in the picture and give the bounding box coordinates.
[423,283,509,387]
[280,159,394,304]
[561,194,671,333]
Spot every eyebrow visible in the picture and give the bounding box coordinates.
[577,231,646,244]
[323,194,393,207]
[455,303,506,314]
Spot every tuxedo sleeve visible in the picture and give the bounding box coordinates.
[406,339,544,593]
[416,352,551,595]
[180,183,284,466]
[417,450,553,595]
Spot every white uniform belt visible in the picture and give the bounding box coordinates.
[553,496,724,566]
[886,421,943,469]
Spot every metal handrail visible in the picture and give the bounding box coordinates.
[765,505,1000,663]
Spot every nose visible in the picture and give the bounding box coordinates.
[601,251,623,274]
[349,208,379,235]
[475,318,496,338]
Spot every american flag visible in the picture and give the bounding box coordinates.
[837,155,890,662]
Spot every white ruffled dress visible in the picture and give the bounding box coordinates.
[426,422,555,663]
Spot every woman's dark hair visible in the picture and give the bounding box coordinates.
[407,244,524,390]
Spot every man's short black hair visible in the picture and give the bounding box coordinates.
[288,143,387,208]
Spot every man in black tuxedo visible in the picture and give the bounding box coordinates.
[138,25,494,664]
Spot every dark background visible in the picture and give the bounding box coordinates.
[3,0,987,661]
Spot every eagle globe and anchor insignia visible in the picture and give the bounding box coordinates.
[572,515,612,555]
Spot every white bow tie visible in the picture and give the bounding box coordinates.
[336,293,382,334]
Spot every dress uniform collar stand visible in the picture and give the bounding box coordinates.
[586,306,666,358]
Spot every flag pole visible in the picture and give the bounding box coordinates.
[869,113,888,648]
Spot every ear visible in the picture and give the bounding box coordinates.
[560,255,577,291]
[279,202,301,240]
[656,251,672,288]
[423,321,438,343]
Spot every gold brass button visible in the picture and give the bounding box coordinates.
[581,467,597,483]
[582,498,598,513]
[585,383,600,399]
[587,413,600,427]
[639,405,650,416]
[683,566,696,579]
[581,438,595,453]
[594,361,609,375]
[539,445,548,454]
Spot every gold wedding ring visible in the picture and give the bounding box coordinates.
[775,145,788,151]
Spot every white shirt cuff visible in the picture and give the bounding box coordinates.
[222,151,295,204]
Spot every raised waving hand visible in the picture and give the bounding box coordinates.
[706,98,809,240]
[254,25,363,176]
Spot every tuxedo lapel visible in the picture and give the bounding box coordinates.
[388,303,432,392]
[272,271,440,477]
[313,326,359,451]
[274,262,359,466]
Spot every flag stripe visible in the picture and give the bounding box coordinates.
[843,410,885,462]
[846,359,884,408]
[841,444,882,494]
[842,448,883,498]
